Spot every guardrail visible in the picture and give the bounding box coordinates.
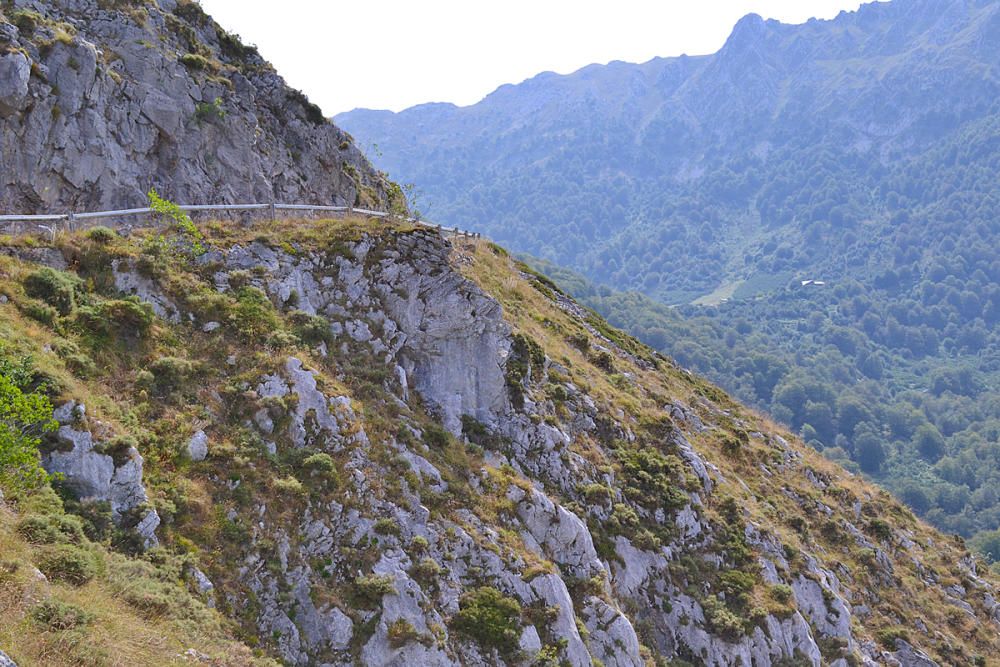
[0,203,483,241]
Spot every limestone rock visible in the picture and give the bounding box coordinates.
[0,2,396,213]
[581,596,644,667]
[42,402,159,548]
[0,51,29,117]
[186,430,209,462]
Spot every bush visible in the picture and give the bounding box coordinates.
[374,518,400,537]
[229,286,281,343]
[451,586,522,653]
[410,557,441,584]
[288,310,333,345]
[147,356,197,396]
[353,574,396,605]
[876,627,908,649]
[36,544,98,585]
[0,360,56,494]
[180,52,210,70]
[387,618,419,648]
[31,599,94,630]
[769,584,793,604]
[302,452,335,474]
[24,267,83,316]
[16,513,85,545]
[273,475,305,496]
[76,298,155,339]
[702,595,744,638]
[423,422,450,449]
[86,226,117,243]
[20,300,59,326]
[148,188,204,255]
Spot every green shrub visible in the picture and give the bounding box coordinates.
[288,310,333,345]
[423,422,450,449]
[229,286,280,343]
[31,599,94,630]
[769,584,793,604]
[24,267,83,315]
[273,475,305,496]
[20,299,59,326]
[876,627,908,649]
[147,356,197,396]
[353,574,396,605]
[451,586,522,653]
[86,226,117,243]
[387,618,419,648]
[180,52,210,70]
[194,97,226,123]
[302,452,335,473]
[148,188,204,255]
[702,595,744,639]
[0,358,57,494]
[410,557,441,584]
[93,434,136,466]
[36,544,98,585]
[374,518,400,537]
[76,298,155,339]
[16,513,85,545]
[867,518,894,542]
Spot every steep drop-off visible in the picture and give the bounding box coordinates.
[0,217,997,665]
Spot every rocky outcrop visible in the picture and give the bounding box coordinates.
[42,401,159,548]
[42,224,993,666]
[0,648,17,667]
[0,0,397,213]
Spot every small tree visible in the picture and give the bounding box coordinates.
[0,355,56,494]
[148,188,204,255]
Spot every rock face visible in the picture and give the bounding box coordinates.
[0,0,399,213]
[12,223,1000,665]
[42,401,160,548]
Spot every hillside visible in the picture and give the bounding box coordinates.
[0,215,998,665]
[0,0,404,212]
[336,0,1000,560]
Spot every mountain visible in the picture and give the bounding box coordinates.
[2,216,999,666]
[336,0,1000,559]
[337,0,1000,302]
[2,0,1000,665]
[0,0,404,212]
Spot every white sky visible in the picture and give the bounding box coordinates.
[198,0,870,114]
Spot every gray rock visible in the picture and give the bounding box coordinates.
[581,596,644,667]
[0,51,30,117]
[888,640,939,667]
[112,260,180,323]
[530,574,592,667]
[186,430,209,462]
[509,485,604,577]
[0,648,17,667]
[202,321,221,332]
[518,625,542,655]
[0,2,395,214]
[42,403,158,548]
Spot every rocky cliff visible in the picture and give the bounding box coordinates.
[0,217,997,665]
[0,0,401,212]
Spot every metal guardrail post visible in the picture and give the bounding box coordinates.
[269,202,276,222]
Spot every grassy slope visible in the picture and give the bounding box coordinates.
[0,220,996,664]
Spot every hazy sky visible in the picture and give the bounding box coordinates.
[198,0,871,115]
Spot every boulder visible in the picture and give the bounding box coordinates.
[186,430,209,462]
